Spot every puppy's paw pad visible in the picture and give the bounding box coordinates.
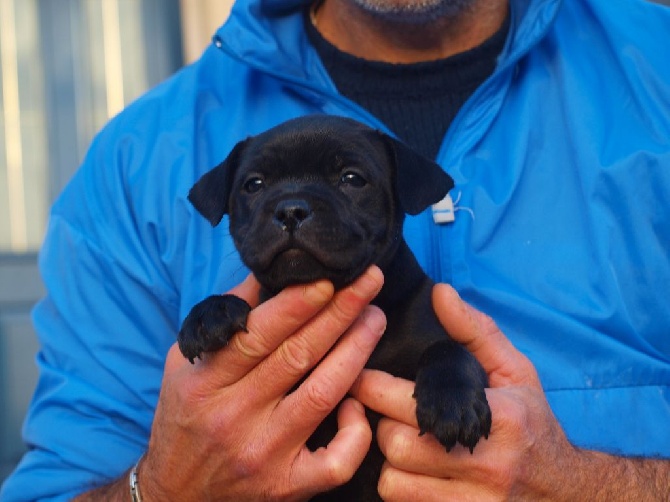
[177,294,251,363]
[414,383,491,453]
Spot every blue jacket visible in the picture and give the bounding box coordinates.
[3,0,670,499]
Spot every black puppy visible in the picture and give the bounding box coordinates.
[179,115,491,501]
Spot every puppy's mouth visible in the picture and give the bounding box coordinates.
[274,247,313,262]
[270,246,324,272]
[244,236,371,293]
[264,241,341,276]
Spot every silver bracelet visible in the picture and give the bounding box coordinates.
[129,454,144,502]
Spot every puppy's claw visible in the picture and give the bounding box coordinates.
[414,382,491,454]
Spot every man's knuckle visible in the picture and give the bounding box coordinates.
[302,378,336,414]
[384,429,414,464]
[234,446,265,479]
[377,467,400,501]
[323,455,354,487]
[277,337,314,376]
[229,330,260,359]
[329,289,367,323]
[493,468,516,496]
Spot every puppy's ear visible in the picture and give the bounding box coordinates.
[188,139,249,226]
[383,135,454,215]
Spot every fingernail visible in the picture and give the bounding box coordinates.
[449,285,463,301]
[349,398,365,414]
[439,282,460,299]
[354,266,384,298]
[304,280,335,306]
[361,306,387,340]
[434,283,463,307]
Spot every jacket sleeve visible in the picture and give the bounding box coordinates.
[0,123,182,501]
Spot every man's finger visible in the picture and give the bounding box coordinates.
[291,398,373,497]
[376,416,487,479]
[432,283,540,388]
[164,342,191,377]
[378,462,492,502]
[349,369,418,427]
[249,267,384,401]
[277,303,386,434]
[166,274,263,375]
[227,272,262,308]
[195,278,336,385]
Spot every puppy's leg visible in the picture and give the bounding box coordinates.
[414,340,492,453]
[178,294,251,363]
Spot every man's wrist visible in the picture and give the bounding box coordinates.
[568,448,670,501]
[129,454,144,502]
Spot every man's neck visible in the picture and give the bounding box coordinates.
[311,0,509,64]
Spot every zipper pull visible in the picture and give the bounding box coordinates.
[432,194,455,224]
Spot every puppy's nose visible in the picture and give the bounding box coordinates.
[274,199,312,232]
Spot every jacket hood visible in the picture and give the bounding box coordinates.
[214,0,564,85]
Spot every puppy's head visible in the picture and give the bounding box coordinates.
[189,115,453,294]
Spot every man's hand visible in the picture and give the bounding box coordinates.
[141,266,386,501]
[76,266,386,501]
[350,283,670,501]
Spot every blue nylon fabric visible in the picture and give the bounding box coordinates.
[2,0,670,499]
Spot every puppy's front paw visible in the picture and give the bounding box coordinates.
[414,378,491,453]
[178,294,251,363]
[413,348,491,453]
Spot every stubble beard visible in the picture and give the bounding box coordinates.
[346,0,477,24]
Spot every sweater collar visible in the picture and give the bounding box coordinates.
[304,9,510,98]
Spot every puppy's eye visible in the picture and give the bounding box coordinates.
[340,171,367,188]
[243,177,264,194]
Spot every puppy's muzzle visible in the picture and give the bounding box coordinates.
[274,198,313,232]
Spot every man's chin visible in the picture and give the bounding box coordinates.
[346,0,476,24]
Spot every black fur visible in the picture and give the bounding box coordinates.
[179,115,491,501]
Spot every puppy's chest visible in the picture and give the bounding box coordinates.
[365,300,445,380]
